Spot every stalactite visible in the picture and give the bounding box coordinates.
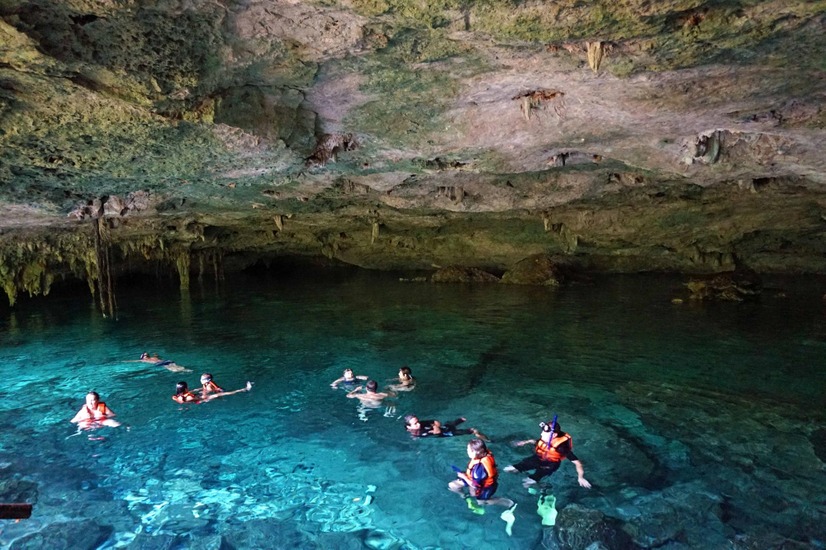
[371,222,380,244]
[93,217,117,318]
[198,253,206,283]
[587,41,604,73]
[211,251,224,284]
[175,251,191,291]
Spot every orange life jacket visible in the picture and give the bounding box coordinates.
[466,453,497,489]
[534,433,572,462]
[86,401,108,419]
[202,381,223,393]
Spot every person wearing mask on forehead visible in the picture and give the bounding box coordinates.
[503,416,592,489]
[199,373,224,398]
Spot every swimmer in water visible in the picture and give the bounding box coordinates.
[404,415,489,440]
[387,366,416,392]
[172,380,252,404]
[70,391,121,430]
[133,352,190,373]
[330,368,369,389]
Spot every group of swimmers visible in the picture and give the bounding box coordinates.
[330,366,592,535]
[70,353,253,431]
[72,361,591,536]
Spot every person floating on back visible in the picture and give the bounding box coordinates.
[449,439,517,535]
[404,415,488,440]
[135,352,190,373]
[330,368,368,389]
[172,380,252,404]
[70,391,121,430]
[503,417,592,489]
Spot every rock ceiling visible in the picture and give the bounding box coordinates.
[1,0,826,303]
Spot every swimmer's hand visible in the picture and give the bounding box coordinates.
[245,381,253,391]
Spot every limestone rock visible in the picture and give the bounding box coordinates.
[685,268,763,301]
[501,254,571,286]
[431,266,500,283]
[549,504,633,550]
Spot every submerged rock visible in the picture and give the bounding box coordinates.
[550,504,634,550]
[10,520,112,550]
[685,267,763,301]
[501,254,573,286]
[430,265,500,283]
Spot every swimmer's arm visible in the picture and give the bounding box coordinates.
[330,377,344,388]
[70,409,88,423]
[102,405,116,417]
[346,386,363,398]
[572,460,591,488]
[204,382,252,401]
[470,428,490,441]
[512,439,536,447]
[355,374,368,380]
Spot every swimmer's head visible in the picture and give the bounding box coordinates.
[85,391,100,407]
[366,380,378,392]
[467,438,488,458]
[175,381,189,395]
[404,414,419,428]
[200,373,213,385]
[343,368,354,380]
[540,420,561,435]
[140,352,148,359]
[399,366,412,379]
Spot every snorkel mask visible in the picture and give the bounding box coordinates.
[539,414,558,448]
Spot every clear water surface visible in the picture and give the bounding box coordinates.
[0,269,824,549]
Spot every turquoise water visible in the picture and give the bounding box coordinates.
[1,269,824,549]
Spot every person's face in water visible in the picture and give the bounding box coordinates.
[407,417,420,431]
[85,393,99,408]
[343,369,354,381]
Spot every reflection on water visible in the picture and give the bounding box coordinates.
[0,271,824,549]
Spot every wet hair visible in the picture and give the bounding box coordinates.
[404,414,418,426]
[366,380,378,392]
[200,373,213,383]
[399,366,412,379]
[468,438,488,457]
[175,381,189,395]
[140,352,148,359]
[86,391,99,400]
